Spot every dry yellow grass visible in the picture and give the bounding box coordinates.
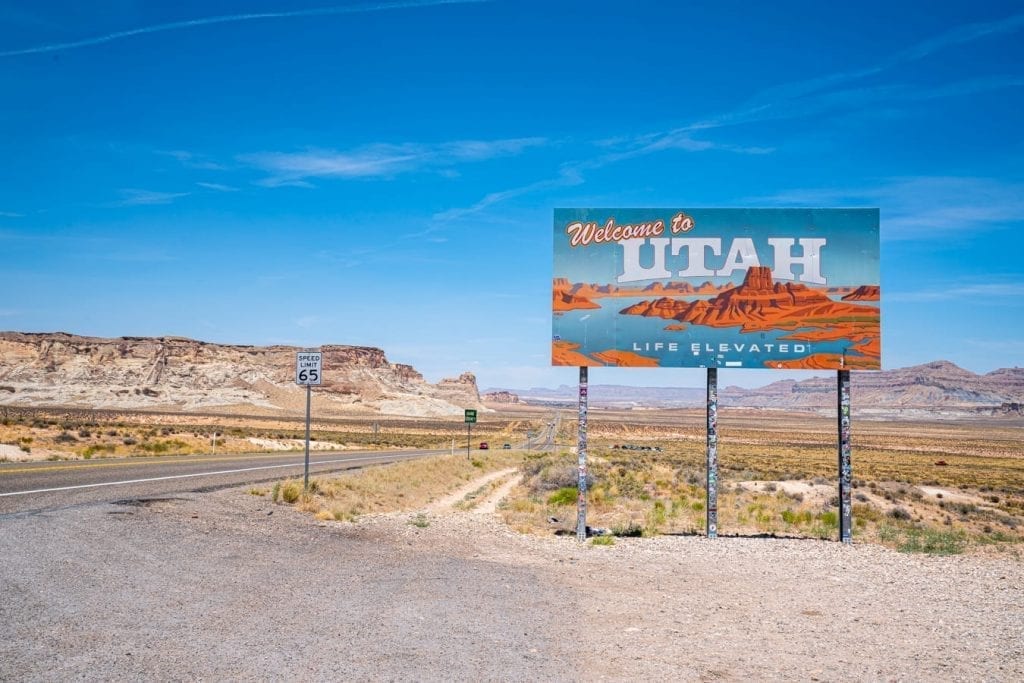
[502,410,1024,556]
[273,451,524,521]
[0,406,550,461]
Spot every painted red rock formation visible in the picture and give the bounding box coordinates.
[552,280,730,302]
[553,279,600,311]
[842,285,881,301]
[620,267,879,336]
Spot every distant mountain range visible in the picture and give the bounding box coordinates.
[486,361,1024,414]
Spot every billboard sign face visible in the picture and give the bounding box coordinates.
[552,208,880,370]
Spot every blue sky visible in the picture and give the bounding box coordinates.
[2,0,1023,391]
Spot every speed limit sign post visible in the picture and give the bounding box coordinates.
[296,351,323,489]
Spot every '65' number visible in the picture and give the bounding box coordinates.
[298,369,319,383]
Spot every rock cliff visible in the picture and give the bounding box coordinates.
[482,390,520,404]
[0,332,481,417]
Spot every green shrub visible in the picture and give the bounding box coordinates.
[878,524,967,555]
[271,482,281,502]
[547,487,578,506]
[612,522,643,537]
[81,444,116,459]
[900,527,966,555]
[646,500,667,531]
[591,535,615,546]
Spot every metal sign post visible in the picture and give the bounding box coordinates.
[296,350,323,490]
[576,366,589,542]
[706,367,719,539]
[464,409,477,460]
[304,384,311,488]
[838,369,853,543]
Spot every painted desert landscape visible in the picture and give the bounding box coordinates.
[553,265,881,369]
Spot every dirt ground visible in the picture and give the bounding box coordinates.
[2,474,1022,681]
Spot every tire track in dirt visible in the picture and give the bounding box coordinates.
[423,468,517,513]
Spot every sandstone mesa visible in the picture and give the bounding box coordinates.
[0,332,482,417]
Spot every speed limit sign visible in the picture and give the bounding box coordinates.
[296,351,323,386]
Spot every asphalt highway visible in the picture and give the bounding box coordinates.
[0,448,444,516]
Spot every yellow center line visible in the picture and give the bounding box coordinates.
[0,450,380,475]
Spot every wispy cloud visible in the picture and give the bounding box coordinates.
[162,150,226,171]
[314,249,367,269]
[681,13,1024,134]
[593,130,774,161]
[295,315,331,329]
[241,137,546,186]
[0,211,24,218]
[436,14,1024,221]
[578,18,1024,168]
[0,309,21,317]
[964,338,1024,353]
[196,182,238,192]
[889,281,1024,303]
[432,131,770,221]
[434,166,583,221]
[752,176,1024,241]
[0,0,490,58]
[685,77,1023,136]
[111,189,190,207]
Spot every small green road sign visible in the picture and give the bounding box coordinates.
[464,409,477,424]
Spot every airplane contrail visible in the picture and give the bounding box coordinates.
[0,0,487,58]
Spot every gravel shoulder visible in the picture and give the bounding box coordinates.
[2,483,1022,681]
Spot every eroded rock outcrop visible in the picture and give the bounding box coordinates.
[483,390,519,404]
[0,332,482,416]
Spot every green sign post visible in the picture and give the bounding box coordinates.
[464,409,476,460]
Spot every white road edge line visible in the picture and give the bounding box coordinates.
[0,451,436,497]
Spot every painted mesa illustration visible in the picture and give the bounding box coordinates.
[552,208,881,370]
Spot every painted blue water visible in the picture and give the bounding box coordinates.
[553,297,858,368]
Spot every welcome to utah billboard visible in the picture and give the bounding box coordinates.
[552,208,880,370]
